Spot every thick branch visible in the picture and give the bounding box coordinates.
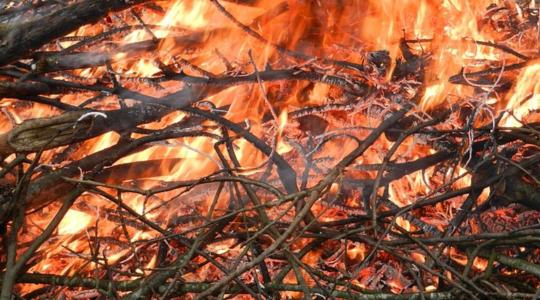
[0,0,149,66]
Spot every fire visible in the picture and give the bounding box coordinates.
[421,83,447,110]
[502,62,540,127]
[361,0,515,110]
[276,108,293,154]
[58,209,92,235]
[160,0,210,30]
[347,242,367,263]
[448,247,489,272]
[1,0,538,298]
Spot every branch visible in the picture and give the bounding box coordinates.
[0,0,149,66]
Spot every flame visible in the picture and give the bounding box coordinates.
[502,62,540,127]
[448,247,488,271]
[58,210,92,235]
[362,0,504,110]
[5,0,539,296]
[421,83,447,111]
[396,217,411,232]
[160,0,210,30]
[347,242,367,263]
[278,108,289,136]
[276,108,293,154]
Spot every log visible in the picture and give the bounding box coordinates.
[0,81,52,98]
[0,104,171,158]
[0,0,149,66]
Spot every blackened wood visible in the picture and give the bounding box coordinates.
[0,0,149,66]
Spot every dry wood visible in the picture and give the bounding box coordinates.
[0,0,149,66]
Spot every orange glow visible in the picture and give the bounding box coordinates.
[361,0,506,110]
[347,243,367,263]
[4,0,538,296]
[161,0,210,30]
[502,62,540,127]
[277,108,293,154]
[448,247,489,271]
[58,210,92,235]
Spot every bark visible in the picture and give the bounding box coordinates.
[0,104,171,158]
[0,0,149,66]
[34,30,215,73]
[0,81,53,98]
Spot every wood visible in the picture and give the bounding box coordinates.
[0,0,149,66]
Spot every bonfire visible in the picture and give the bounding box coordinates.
[0,0,539,299]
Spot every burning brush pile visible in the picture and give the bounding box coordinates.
[0,0,539,299]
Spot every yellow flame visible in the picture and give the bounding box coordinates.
[58,210,92,235]
[502,62,540,127]
[277,108,292,154]
[278,108,288,136]
[421,83,447,110]
[160,0,209,30]
[347,243,367,262]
